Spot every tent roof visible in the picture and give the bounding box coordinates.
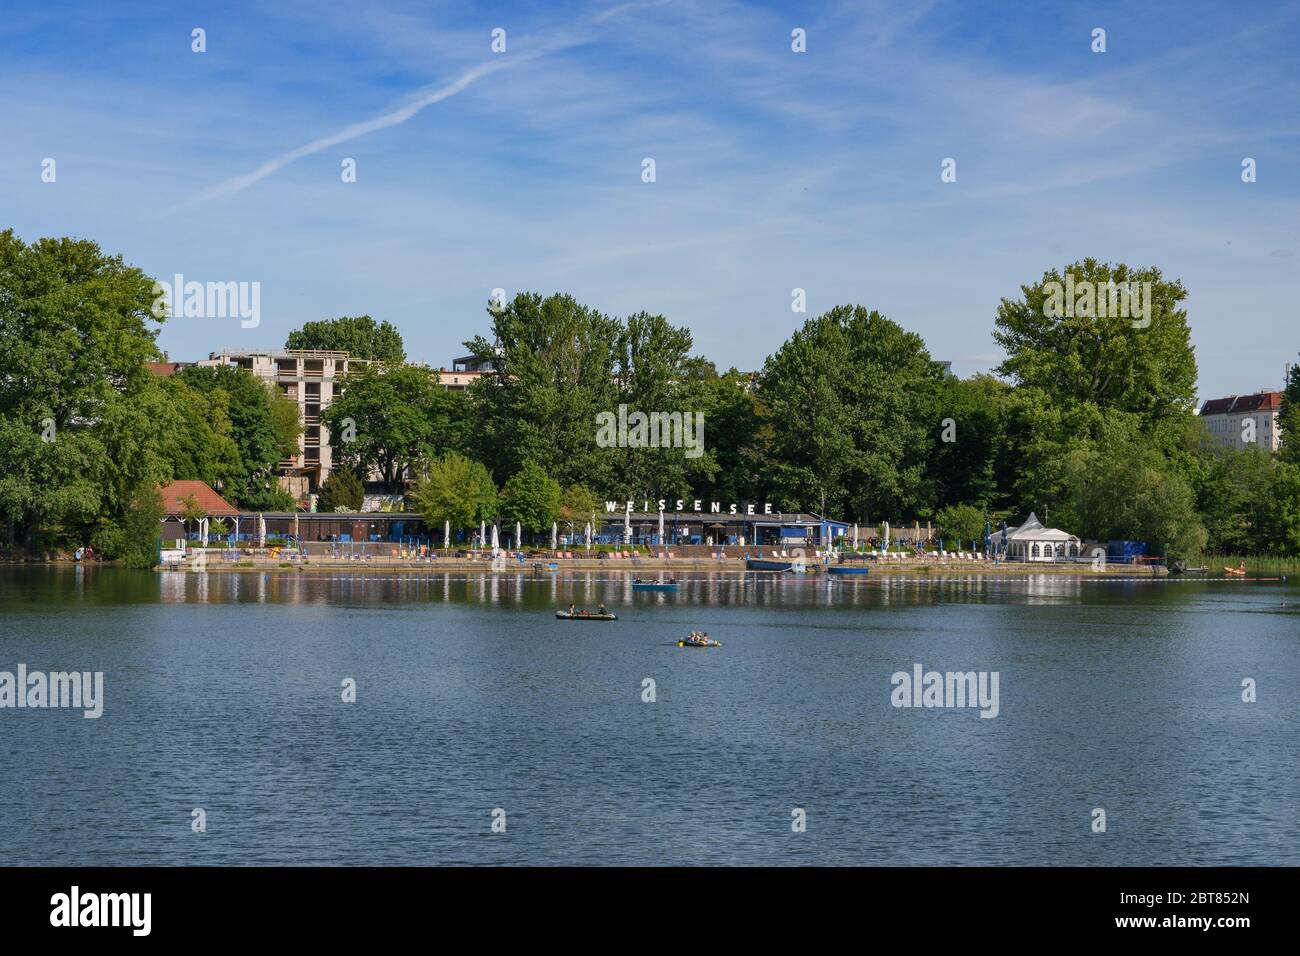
[1005,512,1079,541]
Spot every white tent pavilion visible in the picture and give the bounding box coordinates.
[1004,512,1081,561]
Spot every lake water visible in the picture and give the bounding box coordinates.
[0,567,1296,866]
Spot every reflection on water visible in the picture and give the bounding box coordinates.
[0,567,1296,866]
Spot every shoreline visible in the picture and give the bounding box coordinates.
[8,557,1175,576]
[15,555,1298,579]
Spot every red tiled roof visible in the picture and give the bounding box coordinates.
[1199,391,1282,416]
[147,362,180,377]
[158,480,241,516]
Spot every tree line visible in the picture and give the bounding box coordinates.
[2,229,1297,565]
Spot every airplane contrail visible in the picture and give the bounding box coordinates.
[164,1,669,216]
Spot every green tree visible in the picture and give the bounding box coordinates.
[317,466,364,512]
[682,368,764,504]
[934,503,987,543]
[240,485,296,512]
[1191,439,1276,553]
[286,315,405,362]
[924,374,1008,513]
[411,452,497,533]
[1060,428,1207,557]
[153,376,242,490]
[1254,461,1300,554]
[0,230,164,550]
[757,305,944,521]
[499,461,563,533]
[177,364,301,507]
[1278,357,1300,464]
[610,312,716,497]
[325,364,465,493]
[559,483,602,537]
[994,259,1197,432]
[465,293,620,489]
[90,484,165,568]
[178,493,205,535]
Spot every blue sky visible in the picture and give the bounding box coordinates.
[2,0,1297,398]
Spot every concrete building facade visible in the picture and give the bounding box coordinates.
[197,349,360,497]
[1198,391,1283,452]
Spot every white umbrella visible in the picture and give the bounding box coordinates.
[853,523,858,550]
[258,513,266,547]
[883,520,890,551]
[624,509,632,545]
[658,508,664,544]
[199,516,209,546]
[491,524,499,552]
[479,519,485,550]
[515,521,521,550]
[444,520,450,550]
[585,521,591,552]
[551,522,557,549]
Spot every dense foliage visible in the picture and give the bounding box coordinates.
[285,315,405,362]
[3,229,1296,560]
[316,466,364,512]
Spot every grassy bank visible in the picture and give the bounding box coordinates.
[1190,555,1300,574]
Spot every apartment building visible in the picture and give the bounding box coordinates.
[1198,390,1283,451]
[197,349,359,496]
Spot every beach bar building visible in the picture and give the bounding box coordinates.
[596,510,848,547]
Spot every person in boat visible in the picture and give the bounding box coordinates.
[568,603,575,615]
[597,603,607,615]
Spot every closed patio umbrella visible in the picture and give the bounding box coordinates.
[515,521,522,550]
[551,522,557,550]
[491,524,499,552]
[444,520,450,550]
[584,521,591,551]
[479,520,485,550]
[883,520,890,550]
[658,508,665,544]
